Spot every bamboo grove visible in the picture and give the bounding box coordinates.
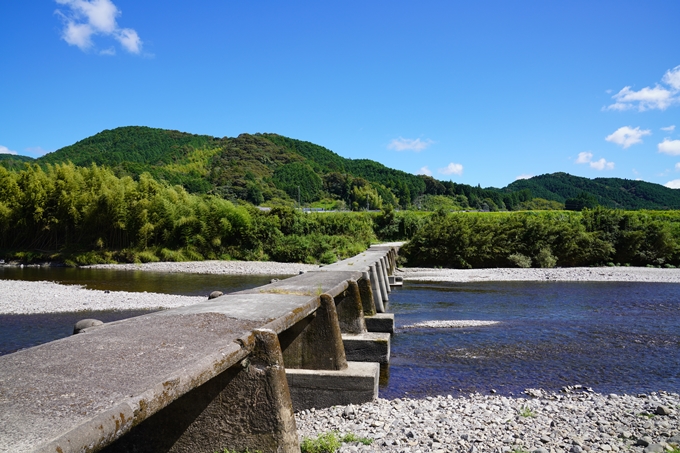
[1,163,680,268]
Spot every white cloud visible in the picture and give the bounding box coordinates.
[590,158,615,171]
[675,163,680,171]
[658,139,680,156]
[515,174,533,180]
[0,145,17,155]
[575,152,614,170]
[387,137,434,152]
[663,65,680,90]
[416,166,432,176]
[605,126,651,149]
[605,66,680,111]
[55,0,142,54]
[665,179,680,189]
[576,151,593,164]
[438,162,463,176]
[116,28,141,53]
[661,125,676,132]
[100,47,116,56]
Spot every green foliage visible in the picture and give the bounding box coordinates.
[508,253,532,268]
[565,192,599,211]
[299,432,372,453]
[300,432,342,453]
[518,406,536,417]
[508,172,680,209]
[340,433,373,445]
[273,162,323,204]
[0,164,377,264]
[27,126,680,211]
[0,154,35,171]
[402,209,680,268]
[517,197,564,210]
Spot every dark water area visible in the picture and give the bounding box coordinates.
[0,267,283,356]
[382,281,680,398]
[0,266,286,296]
[0,310,155,356]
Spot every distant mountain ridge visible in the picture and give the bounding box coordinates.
[505,172,680,210]
[4,126,680,210]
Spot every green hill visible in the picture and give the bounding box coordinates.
[504,172,680,210]
[33,126,430,208]
[22,126,680,210]
[0,154,34,171]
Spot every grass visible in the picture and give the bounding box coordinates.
[518,406,536,418]
[340,433,373,446]
[637,412,655,418]
[300,432,373,453]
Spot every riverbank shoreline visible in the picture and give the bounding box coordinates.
[83,260,320,275]
[295,389,680,453]
[399,266,680,283]
[3,263,680,314]
[0,279,206,314]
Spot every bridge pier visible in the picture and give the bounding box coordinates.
[101,329,299,453]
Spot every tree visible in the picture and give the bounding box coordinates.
[565,192,599,211]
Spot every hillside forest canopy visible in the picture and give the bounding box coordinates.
[2,126,680,266]
[7,126,680,212]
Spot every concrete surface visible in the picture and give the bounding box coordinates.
[342,332,391,364]
[365,313,395,334]
[286,362,380,411]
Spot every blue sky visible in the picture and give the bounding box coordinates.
[1,1,680,188]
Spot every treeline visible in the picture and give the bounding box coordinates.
[0,163,389,265]
[401,209,680,268]
[506,172,680,210]
[3,163,680,268]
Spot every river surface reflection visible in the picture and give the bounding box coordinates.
[2,269,679,398]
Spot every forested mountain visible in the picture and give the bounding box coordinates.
[0,154,34,171]
[505,172,680,210]
[16,126,515,210]
[3,126,679,210]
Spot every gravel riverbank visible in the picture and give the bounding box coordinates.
[295,389,680,453]
[0,279,205,314]
[84,260,319,275]
[398,267,680,283]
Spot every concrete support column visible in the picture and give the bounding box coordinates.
[101,329,300,453]
[382,257,391,293]
[279,294,348,371]
[369,264,385,313]
[389,250,397,273]
[358,272,377,316]
[375,260,390,305]
[334,280,367,334]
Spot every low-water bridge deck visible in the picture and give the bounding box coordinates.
[0,245,399,453]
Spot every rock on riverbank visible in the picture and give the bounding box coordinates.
[295,389,680,453]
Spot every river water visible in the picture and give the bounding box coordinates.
[384,280,680,398]
[1,268,679,398]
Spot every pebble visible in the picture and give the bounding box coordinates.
[400,267,680,283]
[295,389,680,453]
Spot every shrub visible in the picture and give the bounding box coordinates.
[508,253,532,268]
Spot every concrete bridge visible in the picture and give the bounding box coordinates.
[0,245,400,453]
